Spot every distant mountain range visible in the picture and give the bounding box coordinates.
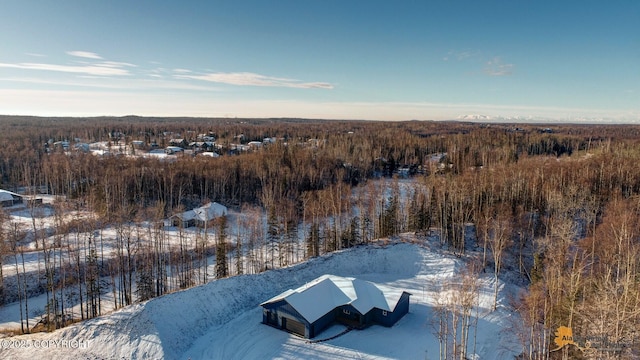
[457,114,640,124]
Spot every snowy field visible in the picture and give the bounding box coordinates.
[0,241,521,359]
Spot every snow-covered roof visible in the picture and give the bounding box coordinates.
[261,275,409,323]
[74,143,90,152]
[193,202,227,221]
[199,152,219,158]
[172,202,227,222]
[0,189,21,202]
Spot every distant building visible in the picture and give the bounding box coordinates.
[165,146,184,155]
[168,138,188,148]
[197,134,216,142]
[199,152,220,158]
[261,275,411,338]
[189,141,215,152]
[0,189,23,207]
[131,140,145,149]
[74,143,90,152]
[170,202,228,228]
[53,141,70,151]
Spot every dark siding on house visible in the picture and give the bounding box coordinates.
[261,287,412,338]
[372,292,411,326]
[171,217,195,228]
[262,300,314,338]
[310,310,335,338]
[263,308,278,326]
[336,305,365,328]
[363,310,375,327]
[0,194,22,207]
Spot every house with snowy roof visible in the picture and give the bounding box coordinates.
[170,202,227,228]
[168,138,188,148]
[0,189,23,207]
[260,275,411,338]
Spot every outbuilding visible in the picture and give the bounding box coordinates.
[0,189,23,207]
[260,275,411,338]
[170,202,228,228]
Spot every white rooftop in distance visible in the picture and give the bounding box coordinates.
[0,189,20,202]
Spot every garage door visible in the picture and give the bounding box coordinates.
[284,318,306,337]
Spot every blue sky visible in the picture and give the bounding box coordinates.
[1,1,638,121]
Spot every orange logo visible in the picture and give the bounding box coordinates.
[553,326,577,349]
[551,326,629,352]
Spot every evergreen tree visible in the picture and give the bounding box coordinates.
[307,222,320,258]
[341,217,360,248]
[215,215,228,278]
[85,248,101,318]
[135,268,154,302]
[266,206,280,269]
[235,227,243,276]
[382,191,399,237]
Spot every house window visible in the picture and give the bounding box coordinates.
[382,310,388,316]
[343,309,350,315]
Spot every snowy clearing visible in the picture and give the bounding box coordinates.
[0,241,521,359]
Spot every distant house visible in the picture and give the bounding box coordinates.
[189,141,215,152]
[74,143,90,153]
[165,146,184,155]
[170,202,228,228]
[0,189,23,207]
[131,140,145,149]
[233,144,251,152]
[199,152,220,158]
[197,133,216,142]
[169,138,188,148]
[261,275,411,339]
[53,141,70,151]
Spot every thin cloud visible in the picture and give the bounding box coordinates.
[444,51,514,76]
[0,62,130,76]
[99,61,137,68]
[173,68,192,74]
[67,51,103,59]
[443,50,480,62]
[1,76,221,91]
[484,57,514,76]
[176,72,333,89]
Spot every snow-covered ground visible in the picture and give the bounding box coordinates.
[0,241,521,359]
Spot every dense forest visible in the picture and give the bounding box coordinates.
[0,115,639,358]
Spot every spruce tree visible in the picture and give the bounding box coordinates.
[215,215,228,278]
